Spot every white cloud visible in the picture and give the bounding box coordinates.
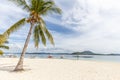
[53,0,120,53]
[1,0,120,53]
[0,0,27,32]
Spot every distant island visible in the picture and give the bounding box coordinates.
[5,51,120,56]
[72,51,120,56]
[72,51,96,55]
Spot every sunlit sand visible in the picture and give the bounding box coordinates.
[0,58,120,80]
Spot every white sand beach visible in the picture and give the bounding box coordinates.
[0,58,120,80]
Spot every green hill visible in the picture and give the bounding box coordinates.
[72,51,96,55]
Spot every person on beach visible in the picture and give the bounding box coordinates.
[60,55,64,59]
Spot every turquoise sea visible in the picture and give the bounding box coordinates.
[2,53,120,62]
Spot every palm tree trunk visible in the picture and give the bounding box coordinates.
[14,23,34,71]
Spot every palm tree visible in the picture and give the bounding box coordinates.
[0,34,9,55]
[4,0,62,71]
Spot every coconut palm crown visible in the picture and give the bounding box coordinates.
[4,0,62,71]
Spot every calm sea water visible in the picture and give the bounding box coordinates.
[3,53,120,62]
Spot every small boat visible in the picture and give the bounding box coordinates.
[48,55,53,58]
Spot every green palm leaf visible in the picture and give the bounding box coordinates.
[31,0,40,12]
[38,24,46,46]
[39,0,62,15]
[0,45,9,49]
[39,17,54,45]
[0,50,3,55]
[33,25,40,48]
[0,34,7,44]
[48,7,62,14]
[4,18,26,36]
[9,0,30,11]
[0,34,9,55]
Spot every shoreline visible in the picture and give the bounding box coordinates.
[1,56,120,63]
[2,54,120,63]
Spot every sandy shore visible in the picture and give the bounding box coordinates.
[0,58,120,80]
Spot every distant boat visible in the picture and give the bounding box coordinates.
[48,55,53,58]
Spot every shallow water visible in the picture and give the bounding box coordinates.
[3,53,120,62]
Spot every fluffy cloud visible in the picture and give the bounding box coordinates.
[51,0,120,53]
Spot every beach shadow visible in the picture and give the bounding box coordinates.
[0,64,15,72]
[0,64,31,72]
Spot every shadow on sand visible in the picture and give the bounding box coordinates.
[0,64,15,72]
[0,64,31,72]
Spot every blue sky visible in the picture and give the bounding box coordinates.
[1,0,120,53]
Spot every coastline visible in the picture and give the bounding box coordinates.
[0,58,120,80]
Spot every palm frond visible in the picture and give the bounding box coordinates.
[39,17,54,45]
[0,45,9,49]
[30,0,38,11]
[33,24,47,47]
[0,50,3,55]
[4,18,26,36]
[48,7,62,14]
[38,24,46,46]
[0,34,7,44]
[33,25,40,48]
[9,0,30,11]
[30,0,43,13]
[39,0,62,15]
[0,35,9,55]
